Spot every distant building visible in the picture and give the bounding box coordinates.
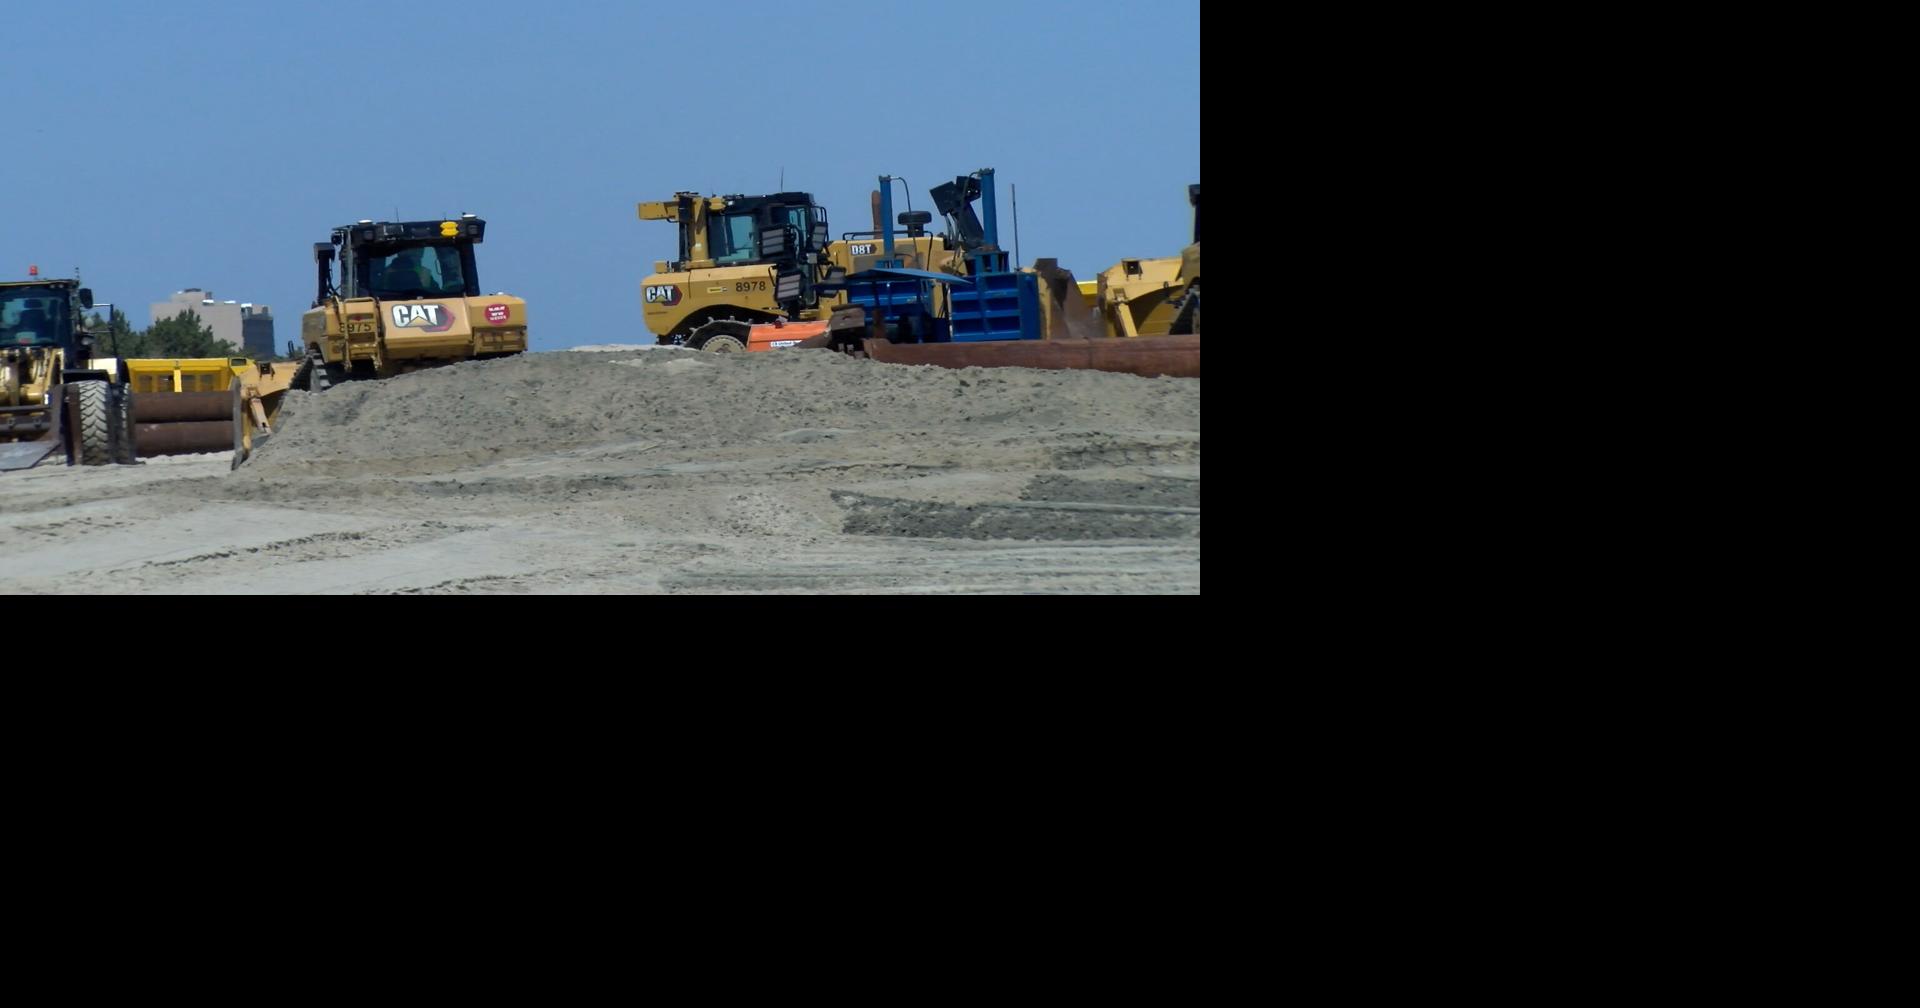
[149,288,275,359]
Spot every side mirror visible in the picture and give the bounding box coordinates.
[314,242,335,263]
[79,288,94,309]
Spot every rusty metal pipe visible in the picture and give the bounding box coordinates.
[861,334,1199,379]
[130,391,230,422]
[133,420,231,455]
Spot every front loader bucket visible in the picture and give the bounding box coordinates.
[0,438,58,471]
[0,393,62,471]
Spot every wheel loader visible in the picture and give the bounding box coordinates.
[298,215,527,390]
[0,276,130,470]
[3,274,311,472]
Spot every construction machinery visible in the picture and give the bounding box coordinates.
[639,167,1199,377]
[1093,183,1199,339]
[122,356,301,469]
[1,275,130,470]
[774,168,1093,348]
[297,215,527,390]
[644,172,1083,352]
[637,191,844,350]
[1174,184,1199,335]
[769,169,1199,378]
[836,169,1044,344]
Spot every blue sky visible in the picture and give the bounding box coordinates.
[2,0,1199,351]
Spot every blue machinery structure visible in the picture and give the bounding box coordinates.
[837,169,1041,344]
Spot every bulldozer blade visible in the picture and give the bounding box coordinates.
[1031,258,1102,341]
[0,440,57,471]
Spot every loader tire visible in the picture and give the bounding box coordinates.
[72,380,112,466]
[111,385,137,465]
[690,319,750,353]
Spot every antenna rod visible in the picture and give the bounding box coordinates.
[1012,184,1020,268]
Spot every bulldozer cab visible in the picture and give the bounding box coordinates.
[644,191,829,273]
[713,193,828,269]
[365,244,470,299]
[317,217,486,304]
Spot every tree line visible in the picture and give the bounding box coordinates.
[85,307,255,359]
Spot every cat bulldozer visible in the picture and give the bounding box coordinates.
[297,215,527,390]
[0,276,131,470]
[640,175,1012,352]
[637,191,845,350]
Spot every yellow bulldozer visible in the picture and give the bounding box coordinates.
[298,215,527,389]
[636,191,844,350]
[636,178,1015,351]
[1092,183,1199,339]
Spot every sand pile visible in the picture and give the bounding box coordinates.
[252,348,1199,474]
[4,348,1199,593]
